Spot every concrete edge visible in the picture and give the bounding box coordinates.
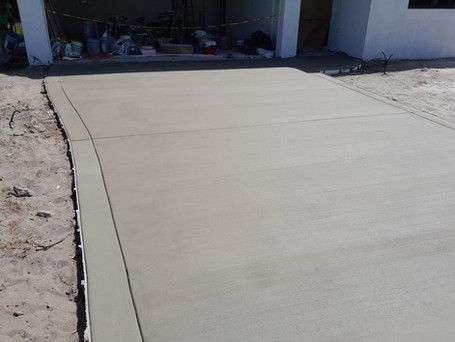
[71,140,142,342]
[70,139,92,342]
[45,75,91,142]
[45,69,92,341]
[45,68,142,342]
[316,73,455,132]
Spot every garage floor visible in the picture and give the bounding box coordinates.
[47,61,455,342]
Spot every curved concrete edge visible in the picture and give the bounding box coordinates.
[317,73,455,131]
[45,75,90,142]
[45,68,142,342]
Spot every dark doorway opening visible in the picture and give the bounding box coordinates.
[298,0,333,52]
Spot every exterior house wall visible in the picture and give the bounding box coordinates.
[363,0,455,60]
[276,0,301,57]
[15,0,455,65]
[17,0,53,65]
[327,0,373,58]
[329,0,455,60]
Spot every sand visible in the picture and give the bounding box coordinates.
[338,59,455,123]
[0,68,79,342]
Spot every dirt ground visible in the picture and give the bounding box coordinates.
[338,59,455,123]
[0,68,79,341]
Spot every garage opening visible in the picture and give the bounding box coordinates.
[45,0,280,62]
[297,0,333,53]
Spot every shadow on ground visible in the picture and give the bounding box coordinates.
[1,54,362,78]
[344,58,455,76]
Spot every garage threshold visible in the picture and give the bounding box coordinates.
[53,54,362,76]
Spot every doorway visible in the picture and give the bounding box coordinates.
[297,0,333,52]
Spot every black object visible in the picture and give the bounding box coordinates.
[246,31,273,51]
[128,45,142,55]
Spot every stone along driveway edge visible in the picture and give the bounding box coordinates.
[45,71,143,342]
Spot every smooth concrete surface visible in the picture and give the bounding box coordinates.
[48,62,455,341]
[71,140,142,341]
[58,67,403,139]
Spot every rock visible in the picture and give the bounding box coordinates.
[9,187,32,198]
[36,211,53,218]
[13,311,24,317]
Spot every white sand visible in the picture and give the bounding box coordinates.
[0,68,78,341]
[338,59,455,123]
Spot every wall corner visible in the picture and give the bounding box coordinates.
[17,0,53,66]
[276,0,301,58]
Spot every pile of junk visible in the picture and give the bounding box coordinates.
[49,15,276,61]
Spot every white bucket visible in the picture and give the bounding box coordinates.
[71,41,83,56]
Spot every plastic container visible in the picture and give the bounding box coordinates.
[100,37,110,53]
[86,38,100,55]
[71,41,83,56]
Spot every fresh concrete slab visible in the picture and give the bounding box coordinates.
[60,68,403,139]
[48,62,455,342]
[45,75,90,141]
[70,140,142,342]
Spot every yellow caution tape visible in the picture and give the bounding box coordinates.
[46,9,275,30]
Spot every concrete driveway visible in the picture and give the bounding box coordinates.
[46,61,455,342]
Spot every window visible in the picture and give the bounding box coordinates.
[409,0,455,8]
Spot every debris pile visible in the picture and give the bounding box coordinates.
[45,7,276,62]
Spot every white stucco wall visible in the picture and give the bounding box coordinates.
[276,0,301,58]
[17,0,53,65]
[327,0,373,58]
[363,0,455,60]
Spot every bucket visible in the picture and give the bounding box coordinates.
[83,21,97,40]
[86,38,100,55]
[71,41,83,56]
[100,37,110,53]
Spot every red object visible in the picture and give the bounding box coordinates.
[202,46,217,55]
[85,53,111,60]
